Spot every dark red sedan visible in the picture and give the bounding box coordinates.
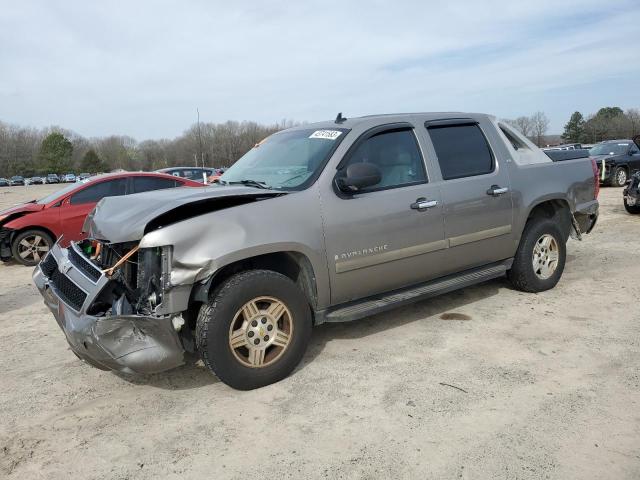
[0,172,202,266]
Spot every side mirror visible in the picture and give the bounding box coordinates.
[336,163,382,193]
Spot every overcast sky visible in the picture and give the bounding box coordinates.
[1,0,639,139]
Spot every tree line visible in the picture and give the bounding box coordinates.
[0,119,295,178]
[560,107,640,144]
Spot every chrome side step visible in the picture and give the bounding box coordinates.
[317,259,512,324]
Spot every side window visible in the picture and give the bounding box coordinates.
[630,144,639,154]
[341,129,426,191]
[427,124,494,180]
[70,178,127,205]
[133,177,178,193]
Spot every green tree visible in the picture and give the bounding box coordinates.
[39,132,72,173]
[596,107,624,120]
[80,149,104,173]
[561,111,585,143]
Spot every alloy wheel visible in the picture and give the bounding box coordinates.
[228,296,293,368]
[17,234,50,263]
[532,234,559,280]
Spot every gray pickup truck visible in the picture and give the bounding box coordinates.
[33,113,599,390]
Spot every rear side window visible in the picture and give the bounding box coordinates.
[427,124,494,180]
[133,176,179,193]
[70,178,127,205]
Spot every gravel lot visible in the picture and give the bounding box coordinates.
[1,183,638,479]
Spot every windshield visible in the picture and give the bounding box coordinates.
[220,127,348,190]
[36,181,86,204]
[590,143,629,156]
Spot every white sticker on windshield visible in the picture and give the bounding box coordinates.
[309,130,342,140]
[617,143,629,146]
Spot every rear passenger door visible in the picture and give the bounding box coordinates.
[424,119,513,273]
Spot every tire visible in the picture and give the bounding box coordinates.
[196,269,312,390]
[507,217,566,293]
[11,229,54,266]
[624,198,640,214]
[610,167,628,187]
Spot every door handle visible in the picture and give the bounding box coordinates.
[410,198,439,210]
[486,185,509,196]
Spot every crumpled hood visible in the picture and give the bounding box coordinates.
[0,201,43,225]
[85,185,284,243]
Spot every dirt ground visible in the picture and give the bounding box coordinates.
[0,183,638,480]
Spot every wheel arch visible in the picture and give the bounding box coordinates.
[522,198,572,240]
[8,224,57,245]
[189,251,319,324]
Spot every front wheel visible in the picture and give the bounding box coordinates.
[508,218,566,293]
[610,167,628,187]
[196,269,312,390]
[624,198,640,214]
[11,229,54,266]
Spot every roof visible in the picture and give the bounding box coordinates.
[288,112,494,132]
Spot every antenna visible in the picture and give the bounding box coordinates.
[335,112,347,124]
[197,108,204,168]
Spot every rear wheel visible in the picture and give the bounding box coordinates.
[196,269,312,390]
[610,167,628,187]
[508,218,566,292]
[11,229,54,266]
[624,198,640,214]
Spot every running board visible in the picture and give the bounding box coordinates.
[317,259,512,324]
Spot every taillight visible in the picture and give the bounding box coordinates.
[591,158,600,198]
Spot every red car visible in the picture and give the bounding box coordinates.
[0,172,202,266]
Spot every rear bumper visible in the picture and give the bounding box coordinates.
[33,243,185,374]
[574,199,598,234]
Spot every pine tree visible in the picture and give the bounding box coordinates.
[39,132,73,173]
[561,112,585,143]
[80,149,105,173]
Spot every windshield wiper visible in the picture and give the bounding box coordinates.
[227,179,271,190]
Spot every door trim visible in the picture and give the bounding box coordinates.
[335,239,447,273]
[334,225,512,274]
[448,224,512,247]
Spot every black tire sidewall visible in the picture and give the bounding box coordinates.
[197,270,312,390]
[11,229,54,266]
[510,218,566,292]
[624,198,640,214]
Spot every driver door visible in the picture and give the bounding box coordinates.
[320,124,447,304]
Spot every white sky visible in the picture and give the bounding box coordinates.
[1,0,639,138]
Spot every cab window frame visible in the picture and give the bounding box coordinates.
[424,119,496,181]
[334,123,428,196]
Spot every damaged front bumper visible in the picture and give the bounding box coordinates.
[33,242,186,374]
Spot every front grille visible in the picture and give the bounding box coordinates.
[40,253,58,278]
[69,246,102,282]
[50,269,87,311]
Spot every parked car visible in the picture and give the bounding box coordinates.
[0,178,9,187]
[0,172,203,266]
[34,112,599,389]
[47,174,60,184]
[77,173,91,181]
[157,167,216,183]
[589,139,640,187]
[9,176,25,186]
[63,173,76,183]
[30,176,44,185]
